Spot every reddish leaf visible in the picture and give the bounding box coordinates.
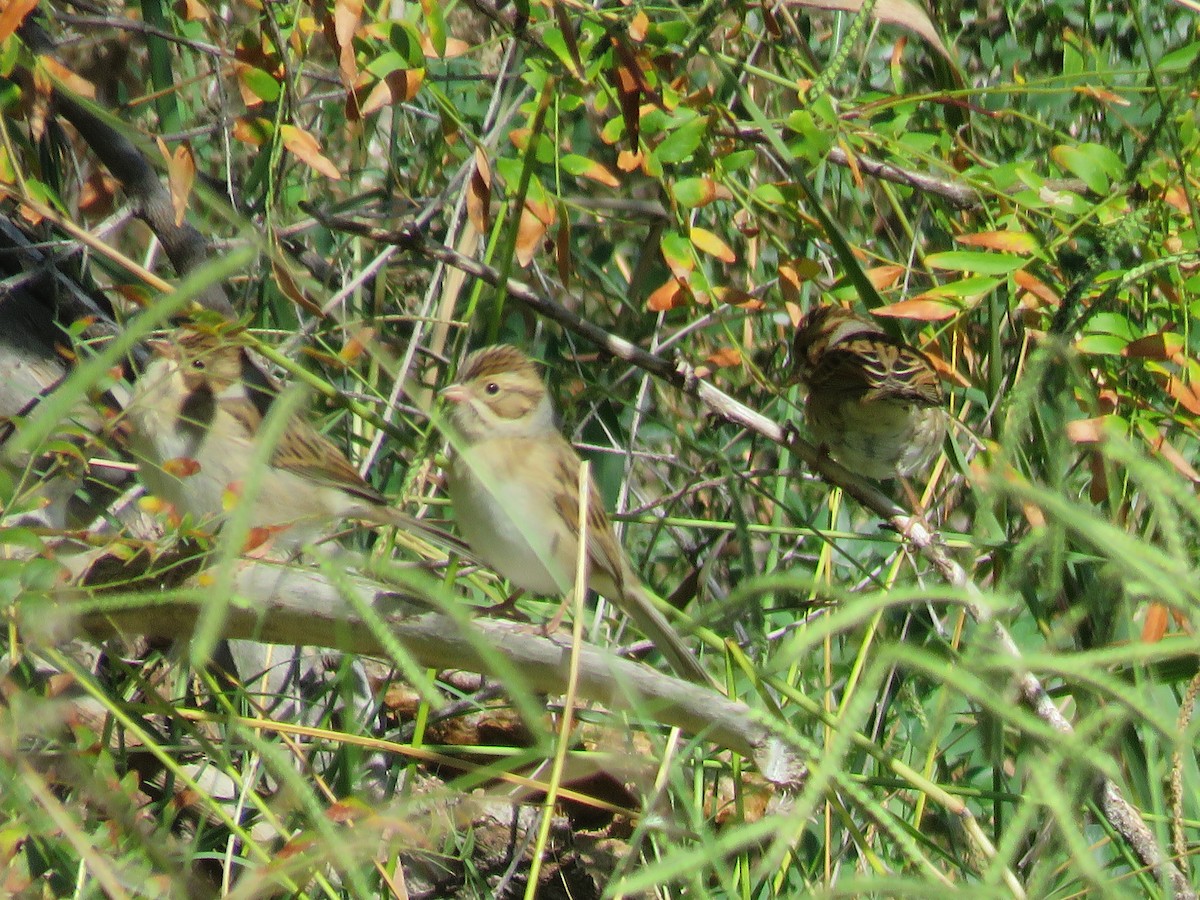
[616,149,643,172]
[1065,416,1110,444]
[873,298,958,321]
[1121,331,1184,361]
[174,0,210,21]
[629,10,649,41]
[1162,374,1200,416]
[1014,269,1060,310]
[866,264,905,291]
[555,217,572,286]
[1147,432,1200,483]
[955,230,1039,254]
[1073,85,1130,106]
[647,277,689,311]
[232,117,273,146]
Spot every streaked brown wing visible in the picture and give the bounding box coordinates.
[819,338,943,407]
[223,395,386,505]
[549,437,628,593]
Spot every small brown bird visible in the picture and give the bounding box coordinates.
[125,328,419,548]
[790,306,946,480]
[441,345,710,685]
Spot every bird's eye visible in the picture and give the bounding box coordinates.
[485,382,500,395]
[191,359,206,371]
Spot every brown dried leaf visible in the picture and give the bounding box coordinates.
[1121,331,1184,361]
[786,0,952,62]
[467,147,492,235]
[157,138,196,227]
[334,0,363,86]
[515,200,556,267]
[361,68,425,114]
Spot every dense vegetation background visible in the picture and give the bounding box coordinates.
[1,0,1199,896]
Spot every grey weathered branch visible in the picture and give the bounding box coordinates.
[30,562,806,787]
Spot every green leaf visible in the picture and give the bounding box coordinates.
[751,183,784,205]
[652,115,706,165]
[239,67,281,104]
[421,0,447,57]
[1050,143,1124,194]
[925,252,1027,275]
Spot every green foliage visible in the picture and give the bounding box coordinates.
[1,0,1199,895]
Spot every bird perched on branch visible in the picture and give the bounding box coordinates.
[125,328,428,549]
[789,306,946,480]
[440,344,710,685]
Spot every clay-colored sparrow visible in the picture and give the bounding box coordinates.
[125,328,412,547]
[441,345,709,684]
[790,306,946,480]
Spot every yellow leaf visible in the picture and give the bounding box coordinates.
[690,227,736,263]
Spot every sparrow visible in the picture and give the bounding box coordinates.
[124,327,423,548]
[440,344,710,684]
[790,306,946,480]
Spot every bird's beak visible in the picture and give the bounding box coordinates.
[440,384,468,405]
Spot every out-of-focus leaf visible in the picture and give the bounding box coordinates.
[468,148,491,235]
[420,0,446,57]
[660,231,694,279]
[334,0,363,86]
[652,115,706,165]
[157,137,195,227]
[561,154,619,187]
[515,200,556,267]
[647,277,689,311]
[1050,143,1124,194]
[690,227,736,263]
[925,251,1027,275]
[787,0,953,61]
[955,230,1040,255]
[0,0,38,44]
[280,125,342,180]
[873,298,959,321]
[1122,332,1184,361]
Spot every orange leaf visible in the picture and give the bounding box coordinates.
[420,34,470,58]
[1122,331,1184,361]
[0,0,38,45]
[174,0,211,21]
[163,457,202,478]
[647,277,689,311]
[1065,416,1111,444]
[629,9,649,41]
[1147,432,1200,483]
[232,117,272,146]
[1163,374,1200,416]
[1013,269,1060,310]
[872,298,958,321]
[1141,603,1169,643]
[334,0,363,86]
[955,230,1039,254]
[571,157,620,188]
[866,264,904,291]
[157,138,196,227]
[921,348,970,388]
[706,347,742,368]
[361,68,425,114]
[690,227,736,263]
[468,147,492,235]
[515,200,556,267]
[1073,84,1130,106]
[280,125,342,180]
[616,149,643,171]
[713,287,763,309]
[555,218,572,286]
[784,301,803,328]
